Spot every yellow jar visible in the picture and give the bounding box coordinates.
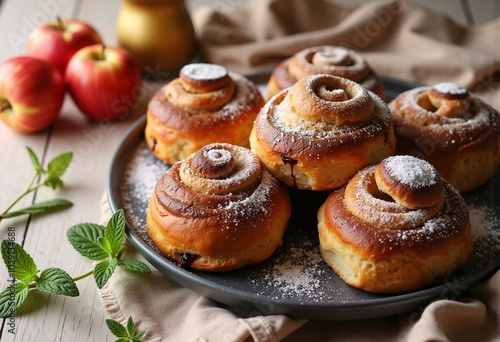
[116,0,196,73]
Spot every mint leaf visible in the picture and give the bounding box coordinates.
[97,236,113,255]
[118,259,151,273]
[127,316,136,337]
[26,147,43,175]
[36,268,79,297]
[1,240,15,272]
[94,258,118,289]
[134,331,146,341]
[44,152,73,189]
[106,318,129,338]
[1,241,37,282]
[105,209,125,256]
[47,152,73,178]
[67,223,109,261]
[0,282,29,318]
[106,316,146,341]
[1,199,73,219]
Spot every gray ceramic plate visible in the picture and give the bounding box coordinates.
[107,75,500,320]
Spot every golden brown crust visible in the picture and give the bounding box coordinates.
[145,63,265,165]
[389,82,500,192]
[267,46,384,100]
[250,74,395,191]
[146,143,291,272]
[317,157,473,293]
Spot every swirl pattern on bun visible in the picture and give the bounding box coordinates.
[145,63,265,164]
[250,74,395,191]
[267,45,384,99]
[147,143,291,272]
[389,82,500,192]
[317,155,473,293]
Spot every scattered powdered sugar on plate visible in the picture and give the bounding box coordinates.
[121,141,170,242]
[466,200,500,270]
[249,232,337,302]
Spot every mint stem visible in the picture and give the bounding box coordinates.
[72,269,94,282]
[0,173,40,220]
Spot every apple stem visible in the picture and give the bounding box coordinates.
[56,16,65,31]
[99,44,106,60]
[0,102,11,113]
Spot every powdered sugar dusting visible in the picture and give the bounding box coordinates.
[383,155,439,188]
[204,148,232,166]
[432,82,467,95]
[312,46,350,65]
[181,63,227,81]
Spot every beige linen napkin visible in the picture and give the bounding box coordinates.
[193,0,500,110]
[99,1,500,340]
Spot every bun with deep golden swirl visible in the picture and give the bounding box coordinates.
[145,63,265,164]
[317,155,473,293]
[146,143,291,272]
[389,82,500,192]
[250,74,395,191]
[267,46,384,99]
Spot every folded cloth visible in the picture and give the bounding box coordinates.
[193,0,500,110]
[100,1,500,340]
[98,192,500,342]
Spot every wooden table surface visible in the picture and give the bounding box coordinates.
[0,0,498,341]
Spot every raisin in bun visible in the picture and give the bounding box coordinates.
[147,143,291,272]
[389,82,500,192]
[317,155,473,293]
[250,74,395,191]
[267,45,384,99]
[145,63,265,164]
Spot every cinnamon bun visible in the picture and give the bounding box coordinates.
[389,82,500,192]
[250,74,395,191]
[147,143,291,272]
[267,46,384,99]
[317,155,473,293]
[145,63,265,164]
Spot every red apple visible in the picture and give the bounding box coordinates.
[65,44,142,121]
[0,56,65,133]
[27,18,102,76]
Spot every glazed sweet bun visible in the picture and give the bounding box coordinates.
[146,143,291,272]
[145,63,265,164]
[389,82,500,192]
[317,155,473,293]
[267,45,384,99]
[250,74,395,191]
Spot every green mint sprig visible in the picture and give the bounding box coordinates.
[106,316,146,342]
[67,209,151,288]
[0,240,79,316]
[0,209,151,317]
[0,147,73,222]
